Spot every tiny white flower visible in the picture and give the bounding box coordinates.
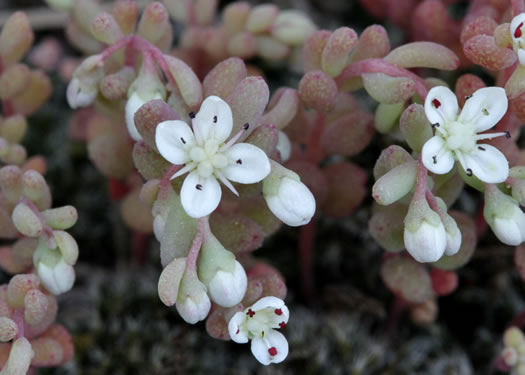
[491,204,525,246]
[66,54,104,109]
[511,13,525,65]
[208,260,247,307]
[404,220,447,263]
[155,96,271,218]
[125,91,163,141]
[176,277,211,324]
[422,86,509,183]
[37,258,75,295]
[444,226,462,256]
[228,296,290,365]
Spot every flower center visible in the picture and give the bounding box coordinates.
[443,121,476,152]
[188,139,230,178]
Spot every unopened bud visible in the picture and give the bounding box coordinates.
[176,272,211,324]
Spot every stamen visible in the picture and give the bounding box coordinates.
[180,137,186,144]
[475,132,508,141]
[236,159,242,165]
[516,23,523,38]
[279,322,286,329]
[170,162,196,180]
[274,309,282,316]
[505,131,511,139]
[213,115,217,123]
[432,155,437,164]
[220,123,251,151]
[432,99,441,108]
[482,108,489,116]
[268,347,278,356]
[465,95,472,100]
[478,146,486,151]
[431,123,440,129]
[189,112,196,119]
[466,168,473,176]
[195,184,203,190]
[216,171,239,196]
[247,309,255,318]
[236,329,239,334]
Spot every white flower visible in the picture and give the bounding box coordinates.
[422,86,509,183]
[263,169,316,226]
[404,220,447,263]
[66,54,104,109]
[511,14,525,65]
[208,260,247,307]
[491,204,525,246]
[125,91,163,141]
[36,257,75,295]
[176,277,211,324]
[155,96,271,218]
[228,296,290,365]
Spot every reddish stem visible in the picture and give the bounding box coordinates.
[132,231,148,264]
[415,156,429,199]
[99,35,133,63]
[305,112,326,164]
[337,58,429,100]
[185,217,207,272]
[298,220,317,302]
[385,296,408,335]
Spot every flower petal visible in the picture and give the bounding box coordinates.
[125,92,146,141]
[519,49,525,66]
[458,87,508,132]
[461,144,509,183]
[228,312,249,343]
[251,330,288,365]
[156,120,195,165]
[421,136,455,175]
[180,171,222,218]
[193,96,233,144]
[424,86,458,127]
[251,296,285,312]
[223,143,271,184]
[511,13,525,43]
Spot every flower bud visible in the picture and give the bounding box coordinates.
[434,198,461,256]
[176,272,211,324]
[404,194,447,263]
[33,239,75,295]
[263,161,316,227]
[198,228,247,307]
[484,184,525,246]
[66,54,104,109]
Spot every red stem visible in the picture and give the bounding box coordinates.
[298,219,317,302]
[337,58,429,100]
[305,112,326,164]
[185,217,207,272]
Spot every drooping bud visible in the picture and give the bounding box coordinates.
[175,271,211,324]
[66,54,104,109]
[33,238,75,295]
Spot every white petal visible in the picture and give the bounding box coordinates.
[251,330,288,365]
[125,92,146,141]
[444,229,462,256]
[176,294,211,324]
[265,177,316,226]
[156,120,195,165]
[421,136,455,175]
[37,263,60,295]
[511,14,525,43]
[493,207,525,246]
[194,96,233,144]
[54,259,75,294]
[228,312,249,343]
[461,144,509,183]
[208,260,248,307]
[424,86,458,127]
[269,304,290,328]
[404,221,447,263]
[180,171,222,218]
[223,143,271,184]
[458,87,508,133]
[277,131,292,162]
[251,296,285,312]
[66,78,96,109]
[519,49,525,66]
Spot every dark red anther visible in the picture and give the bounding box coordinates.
[279,322,287,329]
[515,23,523,38]
[236,329,239,334]
[268,347,278,356]
[274,309,282,316]
[247,309,255,317]
[432,98,441,108]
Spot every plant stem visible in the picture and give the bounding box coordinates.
[299,220,317,303]
[185,217,207,273]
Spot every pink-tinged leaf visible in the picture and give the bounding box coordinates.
[227,32,257,59]
[120,188,153,233]
[39,325,74,364]
[298,70,338,112]
[158,257,186,307]
[24,295,57,339]
[430,269,458,296]
[362,73,416,104]
[238,197,282,236]
[323,162,366,218]
[373,145,413,180]
[164,55,203,109]
[31,337,64,367]
[505,64,525,99]
[410,0,458,45]
[244,123,278,157]
[463,35,517,70]
[321,27,358,77]
[247,263,287,300]
[24,289,48,326]
[203,57,247,99]
[303,30,331,72]
[227,76,269,140]
[350,25,390,62]
[381,255,434,303]
[460,16,498,44]
[384,42,460,70]
[210,212,265,254]
[321,111,374,156]
[510,91,525,123]
[259,88,299,130]
[0,247,23,274]
[132,142,172,180]
[494,23,512,48]
[206,308,231,341]
[11,71,51,116]
[369,204,407,252]
[455,74,486,107]
[135,99,180,151]
[88,132,134,179]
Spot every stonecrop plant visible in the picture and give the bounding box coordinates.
[6,0,525,372]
